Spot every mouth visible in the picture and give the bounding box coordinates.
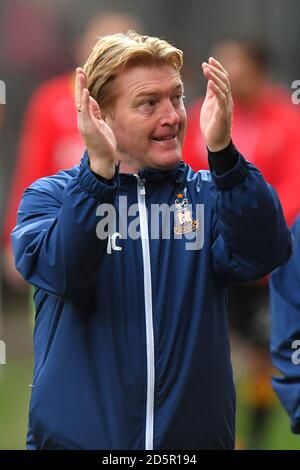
[151,134,176,142]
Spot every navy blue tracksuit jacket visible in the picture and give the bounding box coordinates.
[12,145,292,449]
[270,215,300,433]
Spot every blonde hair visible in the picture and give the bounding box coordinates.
[83,31,183,112]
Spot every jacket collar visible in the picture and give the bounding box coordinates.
[119,161,186,186]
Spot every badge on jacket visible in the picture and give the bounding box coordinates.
[174,193,199,235]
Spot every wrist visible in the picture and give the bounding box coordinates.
[88,152,115,179]
[208,140,238,175]
[206,137,232,153]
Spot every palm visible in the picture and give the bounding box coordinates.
[84,97,117,158]
[200,58,233,151]
[200,89,228,151]
[75,67,117,163]
[200,92,228,151]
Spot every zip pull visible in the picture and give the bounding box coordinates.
[139,183,146,196]
[134,175,146,195]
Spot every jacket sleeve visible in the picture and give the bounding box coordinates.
[11,151,118,302]
[210,145,293,283]
[270,216,300,433]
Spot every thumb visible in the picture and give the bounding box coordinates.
[205,80,215,100]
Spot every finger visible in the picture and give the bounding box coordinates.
[89,96,102,120]
[207,80,227,103]
[75,67,87,111]
[75,68,83,110]
[76,67,87,87]
[202,64,229,95]
[80,88,92,122]
[204,79,215,100]
[203,62,229,90]
[208,57,230,78]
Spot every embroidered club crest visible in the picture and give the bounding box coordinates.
[174,193,199,235]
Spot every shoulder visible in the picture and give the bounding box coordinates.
[24,164,80,202]
[182,162,213,185]
[16,164,81,223]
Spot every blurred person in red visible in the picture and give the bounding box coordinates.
[183,39,300,226]
[0,0,69,79]
[183,39,300,449]
[3,11,142,290]
[0,103,5,216]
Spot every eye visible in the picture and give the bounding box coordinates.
[138,99,157,113]
[147,99,157,107]
[172,93,185,105]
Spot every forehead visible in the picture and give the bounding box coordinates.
[114,65,183,98]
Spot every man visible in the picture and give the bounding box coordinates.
[270,215,300,434]
[12,32,292,450]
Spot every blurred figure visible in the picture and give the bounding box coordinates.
[1,104,6,236]
[0,103,5,241]
[0,0,69,79]
[3,11,142,290]
[183,39,300,226]
[183,39,300,448]
[0,104,6,336]
[270,214,300,435]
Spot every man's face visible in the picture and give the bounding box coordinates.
[105,64,187,170]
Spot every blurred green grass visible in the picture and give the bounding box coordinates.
[0,357,33,450]
[0,357,299,449]
[236,392,300,449]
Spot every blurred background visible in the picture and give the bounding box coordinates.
[1,0,300,450]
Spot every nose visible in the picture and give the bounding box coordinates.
[159,100,180,127]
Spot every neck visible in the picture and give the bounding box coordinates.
[119,160,141,175]
[117,153,179,175]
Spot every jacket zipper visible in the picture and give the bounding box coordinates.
[135,176,155,450]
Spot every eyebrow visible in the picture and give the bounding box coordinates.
[133,83,184,100]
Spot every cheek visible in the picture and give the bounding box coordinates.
[111,119,131,146]
[180,106,187,124]
[179,109,187,138]
[114,124,145,154]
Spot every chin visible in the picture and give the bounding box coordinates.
[151,152,181,170]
